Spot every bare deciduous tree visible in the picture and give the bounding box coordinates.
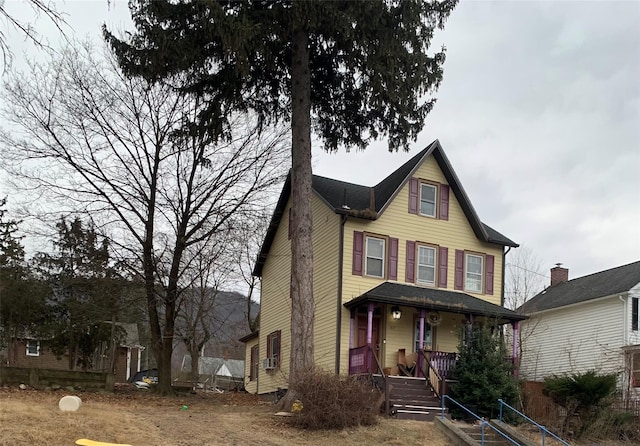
[0,0,67,69]
[0,42,288,394]
[505,246,545,310]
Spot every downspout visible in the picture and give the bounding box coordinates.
[335,213,347,374]
[501,246,512,308]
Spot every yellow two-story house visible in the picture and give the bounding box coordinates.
[241,140,525,398]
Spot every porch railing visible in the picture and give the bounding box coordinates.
[348,345,384,375]
[427,350,458,380]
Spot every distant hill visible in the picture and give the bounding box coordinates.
[171,290,259,370]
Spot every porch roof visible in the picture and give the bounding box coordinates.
[344,282,527,322]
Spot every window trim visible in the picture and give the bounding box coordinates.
[364,234,387,279]
[419,182,438,218]
[26,340,40,356]
[416,244,438,287]
[464,252,484,294]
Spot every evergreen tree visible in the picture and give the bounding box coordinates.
[0,198,48,354]
[34,217,128,370]
[450,325,519,419]
[104,0,457,404]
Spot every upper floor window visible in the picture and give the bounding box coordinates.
[417,245,436,286]
[366,236,385,278]
[420,183,437,217]
[353,231,398,280]
[26,340,40,356]
[465,254,484,293]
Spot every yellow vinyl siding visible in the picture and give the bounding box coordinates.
[243,336,259,394]
[310,193,341,371]
[258,193,340,393]
[340,155,505,371]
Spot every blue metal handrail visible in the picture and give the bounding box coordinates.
[442,395,519,446]
[498,398,570,446]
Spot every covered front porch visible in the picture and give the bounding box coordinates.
[344,282,526,397]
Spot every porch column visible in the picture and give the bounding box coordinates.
[418,309,426,378]
[367,303,374,373]
[419,309,426,349]
[511,320,519,377]
[349,309,355,349]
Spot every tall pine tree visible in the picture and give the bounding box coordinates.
[105,0,457,401]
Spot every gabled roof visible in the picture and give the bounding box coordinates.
[519,261,640,314]
[344,282,526,322]
[254,140,518,276]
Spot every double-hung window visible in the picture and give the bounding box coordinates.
[365,236,385,278]
[26,340,40,356]
[465,254,484,293]
[420,183,437,217]
[417,246,436,286]
[267,330,281,368]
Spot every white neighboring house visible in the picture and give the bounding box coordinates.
[518,261,640,400]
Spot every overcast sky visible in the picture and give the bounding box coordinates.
[2,0,639,284]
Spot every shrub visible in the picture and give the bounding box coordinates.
[290,368,380,430]
[450,325,519,420]
[543,370,618,437]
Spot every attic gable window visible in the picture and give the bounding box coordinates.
[420,183,437,217]
[26,340,40,356]
[408,178,449,221]
[365,236,385,278]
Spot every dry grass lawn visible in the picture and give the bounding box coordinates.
[0,388,451,446]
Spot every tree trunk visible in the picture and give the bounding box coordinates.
[281,17,315,409]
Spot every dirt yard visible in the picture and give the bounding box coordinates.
[0,387,451,446]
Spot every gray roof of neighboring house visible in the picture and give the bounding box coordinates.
[183,356,245,379]
[344,282,526,322]
[254,140,518,276]
[518,261,640,314]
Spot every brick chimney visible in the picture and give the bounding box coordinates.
[550,263,568,286]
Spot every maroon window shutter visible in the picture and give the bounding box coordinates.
[288,208,292,239]
[405,241,416,283]
[352,231,364,276]
[388,238,398,280]
[440,184,449,221]
[454,249,464,290]
[408,178,419,214]
[485,254,494,295]
[438,247,448,288]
